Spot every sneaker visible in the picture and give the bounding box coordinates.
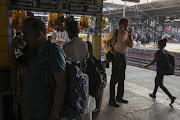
[109,99,120,107]
[93,108,100,113]
[170,96,176,105]
[149,93,156,98]
[116,98,128,104]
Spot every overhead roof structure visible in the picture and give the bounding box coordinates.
[103,2,124,12]
[103,0,180,19]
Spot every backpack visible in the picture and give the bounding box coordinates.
[106,29,118,61]
[61,60,89,119]
[136,35,141,42]
[45,41,89,119]
[84,41,107,97]
[159,51,175,75]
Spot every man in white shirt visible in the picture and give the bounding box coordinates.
[63,18,96,120]
[102,18,133,107]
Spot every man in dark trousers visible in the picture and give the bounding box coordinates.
[102,18,133,107]
[9,18,66,120]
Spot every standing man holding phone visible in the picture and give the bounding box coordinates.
[102,18,133,107]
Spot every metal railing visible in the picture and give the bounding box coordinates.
[126,48,180,76]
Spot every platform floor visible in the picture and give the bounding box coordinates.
[94,65,180,120]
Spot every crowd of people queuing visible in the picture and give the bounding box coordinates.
[9,17,176,120]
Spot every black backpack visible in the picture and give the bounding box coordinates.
[61,61,89,119]
[84,41,107,97]
[159,51,175,75]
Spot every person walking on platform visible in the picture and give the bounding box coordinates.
[136,34,141,47]
[63,17,96,120]
[144,38,176,105]
[102,18,133,107]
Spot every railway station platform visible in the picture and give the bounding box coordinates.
[94,65,180,120]
[95,41,180,120]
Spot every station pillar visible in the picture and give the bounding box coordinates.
[157,17,165,41]
[0,0,9,69]
[94,0,103,60]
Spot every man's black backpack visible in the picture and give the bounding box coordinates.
[159,51,175,75]
[84,41,107,97]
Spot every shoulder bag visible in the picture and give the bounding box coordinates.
[106,29,118,61]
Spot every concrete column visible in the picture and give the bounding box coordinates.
[154,20,156,43]
[123,2,126,17]
[94,0,103,60]
[158,17,165,40]
[176,23,178,40]
[0,0,8,118]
